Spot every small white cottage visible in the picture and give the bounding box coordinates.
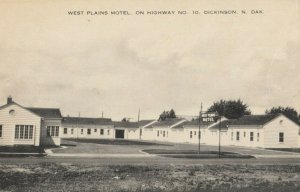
[0,97,62,146]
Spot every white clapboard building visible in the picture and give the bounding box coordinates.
[0,97,62,146]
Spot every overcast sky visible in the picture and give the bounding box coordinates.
[0,0,299,120]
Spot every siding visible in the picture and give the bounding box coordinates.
[227,126,263,147]
[263,115,299,148]
[61,124,115,139]
[41,119,62,146]
[0,104,41,146]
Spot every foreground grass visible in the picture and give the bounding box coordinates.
[0,163,299,192]
[0,146,45,153]
[64,138,172,146]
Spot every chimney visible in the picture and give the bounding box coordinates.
[7,96,13,104]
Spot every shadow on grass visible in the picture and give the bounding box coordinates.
[143,149,255,159]
[266,148,300,153]
[63,138,173,146]
[0,145,45,153]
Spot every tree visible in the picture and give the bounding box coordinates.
[159,109,176,120]
[207,99,251,119]
[265,106,299,123]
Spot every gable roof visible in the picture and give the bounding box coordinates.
[138,120,156,127]
[209,114,281,130]
[150,118,185,127]
[229,114,280,126]
[113,121,139,128]
[26,107,62,119]
[62,117,112,125]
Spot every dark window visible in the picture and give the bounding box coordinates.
[100,129,104,135]
[231,132,234,140]
[190,131,193,138]
[87,129,91,135]
[279,132,284,143]
[64,128,68,134]
[163,131,165,137]
[157,130,159,137]
[194,131,196,135]
[0,125,2,137]
[244,132,246,137]
[257,133,260,142]
[94,129,97,132]
[20,125,24,139]
[107,129,110,135]
[236,131,240,141]
[24,125,29,139]
[81,129,83,134]
[250,132,254,141]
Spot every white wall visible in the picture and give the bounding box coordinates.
[263,115,299,148]
[61,124,115,139]
[227,126,263,147]
[41,119,62,146]
[0,104,41,146]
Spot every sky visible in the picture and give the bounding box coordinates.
[0,0,299,121]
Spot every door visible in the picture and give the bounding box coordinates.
[115,129,125,139]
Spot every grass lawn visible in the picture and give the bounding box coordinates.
[266,148,300,153]
[0,145,45,153]
[0,163,299,192]
[142,149,255,159]
[64,138,172,146]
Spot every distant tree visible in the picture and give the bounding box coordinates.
[207,99,251,119]
[265,106,299,123]
[121,118,129,122]
[159,109,177,120]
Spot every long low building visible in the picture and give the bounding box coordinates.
[0,97,299,148]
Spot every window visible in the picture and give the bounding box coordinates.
[64,128,68,134]
[244,132,246,138]
[257,133,260,142]
[24,125,29,139]
[107,130,110,135]
[194,131,196,135]
[81,129,83,135]
[279,132,284,143]
[250,132,254,141]
[163,131,165,137]
[87,129,91,135]
[15,125,33,139]
[20,125,24,138]
[100,129,104,135]
[236,131,240,141]
[47,126,59,137]
[94,129,97,132]
[190,131,193,138]
[71,129,74,135]
[157,130,159,137]
[0,125,2,137]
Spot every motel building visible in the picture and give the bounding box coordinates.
[61,117,115,139]
[0,97,62,146]
[0,97,299,149]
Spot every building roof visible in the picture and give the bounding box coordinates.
[26,107,62,119]
[138,120,156,127]
[113,121,139,128]
[209,114,281,130]
[150,118,185,127]
[62,117,112,125]
[229,114,280,126]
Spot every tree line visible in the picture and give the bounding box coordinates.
[158,99,300,123]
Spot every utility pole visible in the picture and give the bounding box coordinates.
[198,103,203,154]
